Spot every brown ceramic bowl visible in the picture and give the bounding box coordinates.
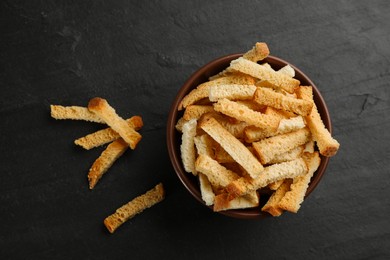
[166,53,331,219]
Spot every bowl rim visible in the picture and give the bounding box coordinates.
[166,53,331,219]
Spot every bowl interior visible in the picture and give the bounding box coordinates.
[167,54,331,219]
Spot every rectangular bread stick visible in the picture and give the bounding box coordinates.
[74,116,143,150]
[244,116,305,142]
[261,179,292,216]
[195,154,240,188]
[180,119,198,175]
[229,57,300,93]
[50,105,105,123]
[199,116,264,178]
[252,128,311,164]
[208,84,256,102]
[178,74,256,110]
[104,183,165,233]
[213,192,259,212]
[88,138,128,189]
[213,98,280,132]
[88,97,142,149]
[296,86,340,157]
[225,158,308,200]
[198,173,215,206]
[253,87,313,116]
[277,152,321,213]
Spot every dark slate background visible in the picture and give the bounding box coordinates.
[1,0,389,259]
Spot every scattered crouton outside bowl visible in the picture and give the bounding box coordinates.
[166,53,332,219]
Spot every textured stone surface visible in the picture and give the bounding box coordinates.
[1,0,389,259]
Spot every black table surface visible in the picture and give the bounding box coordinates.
[1,0,389,259]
